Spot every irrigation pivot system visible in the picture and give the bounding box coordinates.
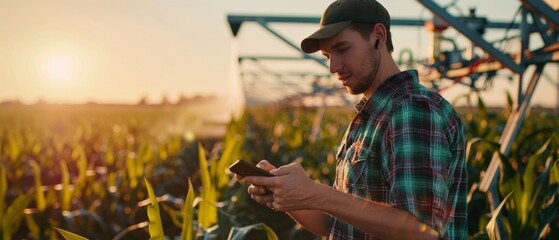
[228,1,559,238]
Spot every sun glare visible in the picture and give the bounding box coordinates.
[43,54,73,83]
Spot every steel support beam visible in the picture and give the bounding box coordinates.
[254,19,329,69]
[521,0,559,31]
[227,15,519,29]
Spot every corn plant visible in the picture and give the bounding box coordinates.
[145,178,165,240]
[181,179,195,240]
[197,143,217,230]
[0,165,6,232]
[60,161,71,211]
[497,135,559,239]
[487,192,514,240]
[29,160,46,212]
[2,190,34,240]
[1,97,557,239]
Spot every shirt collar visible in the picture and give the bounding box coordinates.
[353,69,419,116]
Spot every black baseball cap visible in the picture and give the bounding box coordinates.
[301,0,391,53]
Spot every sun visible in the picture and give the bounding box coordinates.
[43,54,73,83]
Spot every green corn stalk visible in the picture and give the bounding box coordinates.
[2,190,34,240]
[197,143,217,230]
[0,165,6,235]
[72,146,88,192]
[24,214,40,238]
[144,178,164,240]
[104,146,115,166]
[53,227,88,240]
[126,152,138,189]
[7,133,21,164]
[476,93,488,120]
[214,133,243,193]
[551,160,559,187]
[498,135,557,238]
[287,128,303,148]
[29,160,46,212]
[181,179,195,240]
[487,191,513,240]
[60,161,71,211]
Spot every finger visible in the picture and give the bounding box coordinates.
[245,176,274,187]
[253,194,274,204]
[256,160,276,172]
[248,185,268,195]
[235,174,245,181]
[271,201,285,212]
[270,162,299,175]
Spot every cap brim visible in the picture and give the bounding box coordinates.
[301,21,352,53]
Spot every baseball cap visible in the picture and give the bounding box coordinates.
[301,0,391,53]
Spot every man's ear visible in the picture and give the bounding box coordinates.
[372,23,387,49]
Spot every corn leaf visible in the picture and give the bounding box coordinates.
[505,91,513,115]
[198,143,217,229]
[487,191,513,240]
[144,178,165,240]
[181,179,195,240]
[228,223,279,240]
[0,165,6,226]
[465,137,502,163]
[257,224,279,240]
[3,190,34,240]
[477,93,488,119]
[74,146,88,191]
[518,137,552,227]
[60,161,71,211]
[216,135,241,191]
[551,160,559,186]
[53,227,89,240]
[126,153,138,189]
[24,214,40,238]
[29,160,46,212]
[8,133,20,164]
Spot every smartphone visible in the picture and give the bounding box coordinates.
[229,160,273,177]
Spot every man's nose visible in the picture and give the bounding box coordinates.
[329,57,342,74]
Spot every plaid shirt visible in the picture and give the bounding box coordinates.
[329,70,467,239]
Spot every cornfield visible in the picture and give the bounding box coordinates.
[0,96,558,239]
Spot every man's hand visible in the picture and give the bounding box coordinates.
[245,161,317,212]
[238,160,276,209]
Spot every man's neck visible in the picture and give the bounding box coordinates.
[363,54,400,100]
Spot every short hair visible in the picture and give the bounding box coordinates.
[348,22,394,52]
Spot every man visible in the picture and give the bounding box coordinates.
[240,0,467,239]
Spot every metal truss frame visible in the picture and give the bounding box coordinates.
[416,1,558,239]
[229,1,559,238]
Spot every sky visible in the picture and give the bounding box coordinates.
[0,0,557,109]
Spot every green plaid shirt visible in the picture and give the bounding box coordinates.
[330,70,467,239]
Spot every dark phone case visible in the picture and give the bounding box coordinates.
[229,160,273,177]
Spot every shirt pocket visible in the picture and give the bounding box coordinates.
[336,141,369,190]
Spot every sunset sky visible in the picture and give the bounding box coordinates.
[1,0,556,108]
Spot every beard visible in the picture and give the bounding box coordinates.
[345,43,380,95]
